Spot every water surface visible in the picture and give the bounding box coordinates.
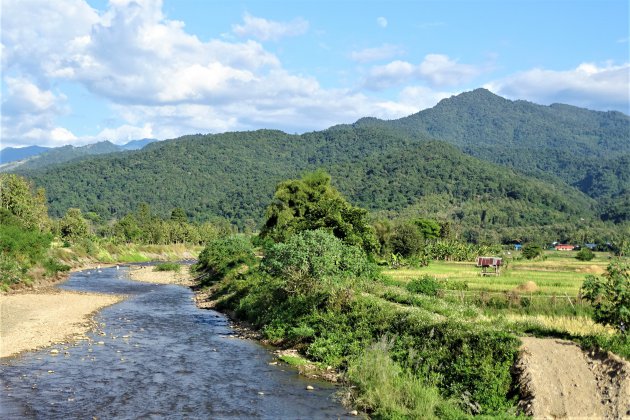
[1,267,349,419]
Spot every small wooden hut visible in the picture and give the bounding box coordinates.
[476,256,503,276]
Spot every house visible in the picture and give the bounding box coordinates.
[514,244,522,251]
[555,244,574,251]
[585,243,597,250]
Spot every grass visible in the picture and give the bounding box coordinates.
[384,251,612,296]
[154,262,181,272]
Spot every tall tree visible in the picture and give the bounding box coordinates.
[260,170,378,253]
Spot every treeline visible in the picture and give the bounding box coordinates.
[0,174,230,289]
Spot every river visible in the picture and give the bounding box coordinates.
[0,267,350,419]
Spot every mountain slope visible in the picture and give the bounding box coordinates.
[0,145,51,164]
[354,88,629,219]
[1,139,158,172]
[24,127,595,234]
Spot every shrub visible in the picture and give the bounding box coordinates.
[194,235,256,283]
[261,229,377,300]
[581,260,629,334]
[407,275,440,296]
[576,248,595,261]
[521,244,543,260]
[154,262,181,272]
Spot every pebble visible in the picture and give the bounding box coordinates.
[268,361,278,365]
[258,391,265,395]
[306,385,314,390]
[50,349,59,355]
[47,370,54,374]
[97,341,105,345]
[349,410,358,416]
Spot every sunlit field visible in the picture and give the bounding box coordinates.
[384,251,613,296]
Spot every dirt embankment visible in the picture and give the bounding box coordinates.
[127,265,194,286]
[517,336,630,419]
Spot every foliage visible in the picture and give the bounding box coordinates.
[406,275,441,296]
[261,230,377,306]
[581,261,630,334]
[0,173,50,231]
[260,170,378,253]
[389,222,424,258]
[347,337,464,419]
[59,208,90,242]
[194,236,256,283]
[154,262,181,272]
[576,248,595,261]
[522,244,543,260]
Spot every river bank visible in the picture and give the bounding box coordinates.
[0,289,124,358]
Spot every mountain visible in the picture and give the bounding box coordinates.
[0,145,50,164]
[119,138,158,151]
[354,88,630,221]
[14,89,627,242]
[1,138,158,172]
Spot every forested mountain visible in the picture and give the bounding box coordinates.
[15,89,627,242]
[0,145,50,164]
[354,88,630,221]
[0,139,157,172]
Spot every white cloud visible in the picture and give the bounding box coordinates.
[485,62,630,112]
[350,44,405,63]
[1,77,78,147]
[376,17,388,28]
[232,13,309,41]
[365,54,483,90]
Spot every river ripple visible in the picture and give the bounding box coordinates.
[0,267,350,419]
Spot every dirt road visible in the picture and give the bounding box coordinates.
[517,336,630,419]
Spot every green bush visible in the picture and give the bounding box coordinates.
[521,244,543,260]
[581,260,629,334]
[262,229,377,302]
[575,248,595,261]
[407,275,440,296]
[194,235,256,283]
[154,262,181,272]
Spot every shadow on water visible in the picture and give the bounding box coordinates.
[0,267,351,419]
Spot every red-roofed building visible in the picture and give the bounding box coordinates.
[555,244,574,251]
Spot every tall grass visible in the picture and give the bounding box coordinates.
[347,338,464,419]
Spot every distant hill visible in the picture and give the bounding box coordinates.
[0,138,158,172]
[15,89,627,242]
[0,145,50,164]
[354,88,630,221]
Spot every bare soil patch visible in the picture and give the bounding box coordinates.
[516,336,630,419]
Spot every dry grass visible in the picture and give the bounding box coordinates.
[505,314,616,337]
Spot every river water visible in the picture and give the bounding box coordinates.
[0,267,350,419]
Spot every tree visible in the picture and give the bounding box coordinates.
[521,244,543,260]
[390,222,423,258]
[260,170,378,253]
[0,174,50,232]
[170,207,188,223]
[59,208,89,242]
[581,261,629,334]
[575,248,595,261]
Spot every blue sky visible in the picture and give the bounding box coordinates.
[1,0,628,148]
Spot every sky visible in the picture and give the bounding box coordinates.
[1,0,628,148]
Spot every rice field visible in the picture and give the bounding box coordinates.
[383,251,614,296]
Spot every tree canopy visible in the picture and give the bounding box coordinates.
[260,170,378,253]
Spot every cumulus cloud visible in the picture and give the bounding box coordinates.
[232,13,309,41]
[350,44,405,63]
[365,54,483,90]
[485,62,630,112]
[1,77,78,147]
[376,17,388,28]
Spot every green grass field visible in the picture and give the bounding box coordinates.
[384,251,613,296]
